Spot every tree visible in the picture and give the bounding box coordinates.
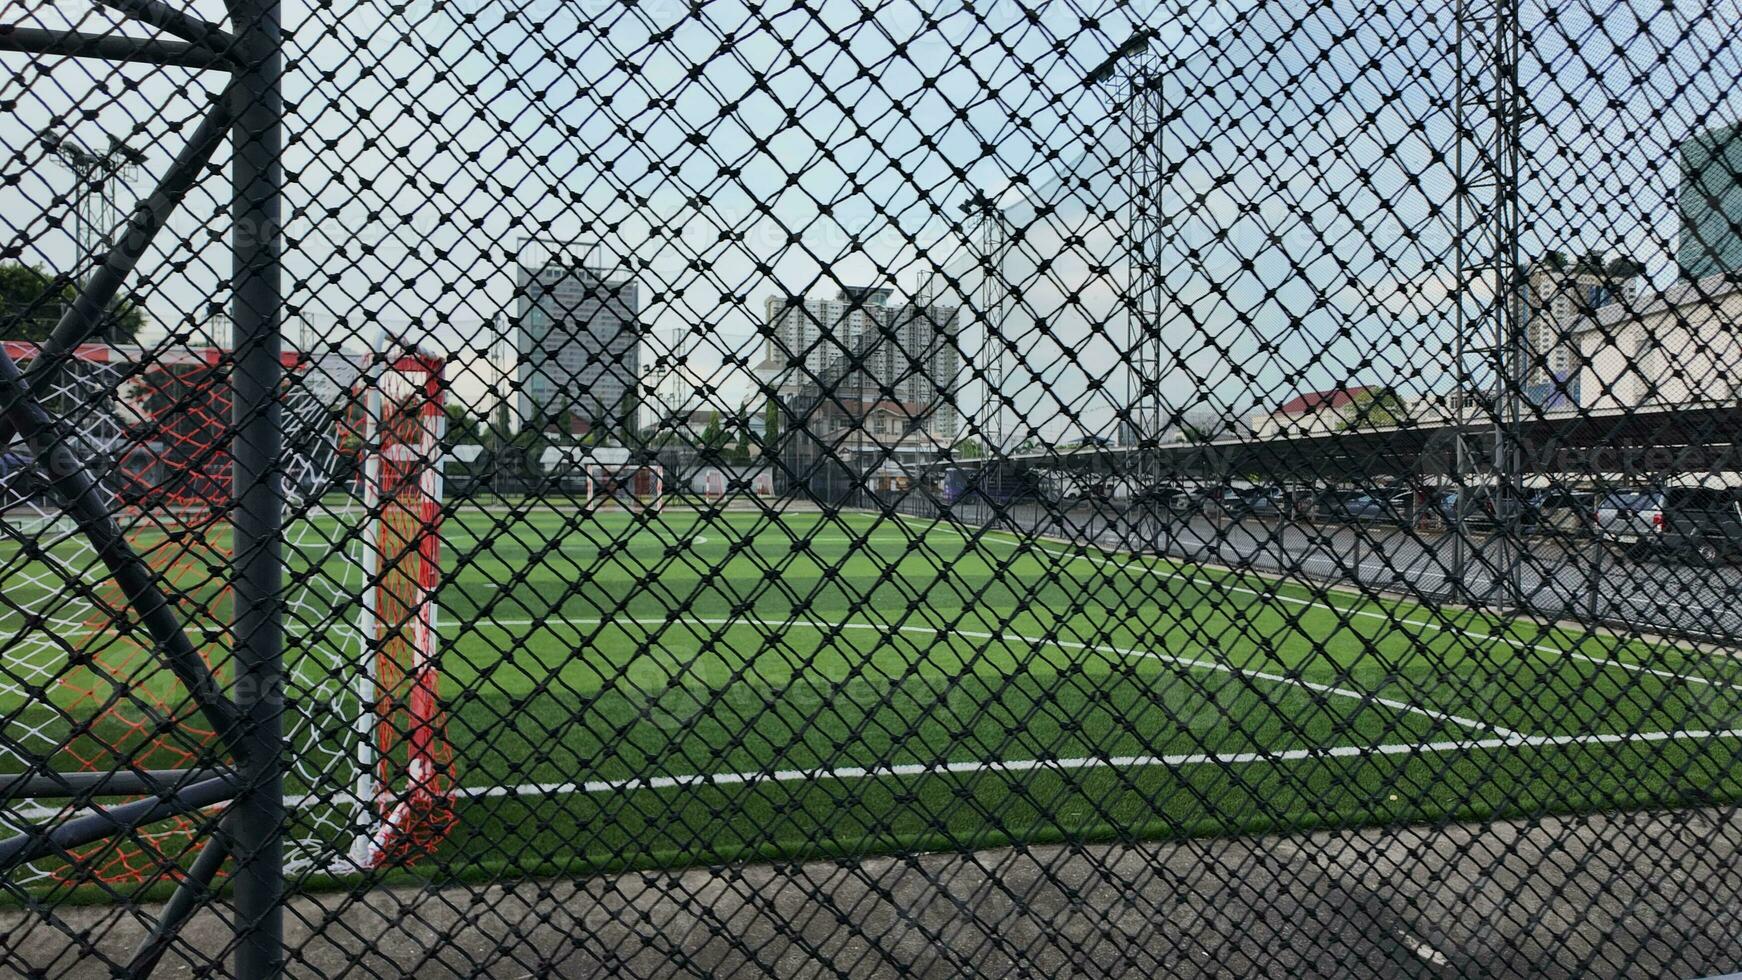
[721,410,758,461]
[443,404,487,446]
[615,386,643,444]
[762,396,781,444]
[0,261,145,341]
[699,411,727,453]
[723,430,752,463]
[1341,388,1407,430]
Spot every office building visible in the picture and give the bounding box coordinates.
[758,284,961,446]
[1573,270,1742,412]
[1521,252,1641,397]
[1678,121,1742,281]
[514,262,641,437]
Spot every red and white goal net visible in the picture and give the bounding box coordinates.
[0,342,452,885]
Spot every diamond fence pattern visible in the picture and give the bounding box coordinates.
[3,0,1742,976]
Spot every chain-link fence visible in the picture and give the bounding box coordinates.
[4,0,1742,975]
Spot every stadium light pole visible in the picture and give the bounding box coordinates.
[1086,28,1167,547]
[40,126,147,340]
[40,127,147,256]
[960,191,1010,458]
[1451,0,1523,609]
[1445,259,1526,602]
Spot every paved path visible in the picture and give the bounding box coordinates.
[8,805,1742,977]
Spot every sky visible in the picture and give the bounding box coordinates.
[3,0,1739,443]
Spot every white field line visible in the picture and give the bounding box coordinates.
[938,520,1738,692]
[1613,592,1734,614]
[437,533,949,548]
[277,726,1742,807]
[474,614,1514,738]
[6,514,1720,812]
[5,515,1718,701]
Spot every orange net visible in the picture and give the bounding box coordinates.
[0,345,450,887]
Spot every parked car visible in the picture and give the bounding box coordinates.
[1247,487,1288,517]
[1308,487,1360,521]
[1431,488,1527,531]
[1526,490,1596,537]
[1213,486,1257,519]
[1660,487,1742,562]
[1133,483,1196,519]
[1327,488,1411,524]
[1596,486,1742,562]
[1594,489,1664,547]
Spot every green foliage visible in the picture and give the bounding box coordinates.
[1341,387,1407,430]
[443,404,488,446]
[1541,248,1644,279]
[699,411,726,450]
[762,396,781,444]
[0,261,145,341]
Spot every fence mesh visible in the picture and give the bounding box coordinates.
[4,0,1742,975]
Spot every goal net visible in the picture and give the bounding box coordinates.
[0,342,452,886]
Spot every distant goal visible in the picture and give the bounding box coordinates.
[588,461,665,512]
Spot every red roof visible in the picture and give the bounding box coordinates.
[1274,385,1374,415]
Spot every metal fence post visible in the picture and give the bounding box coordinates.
[228,0,286,970]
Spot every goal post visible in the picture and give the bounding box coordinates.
[0,342,454,885]
[343,351,453,869]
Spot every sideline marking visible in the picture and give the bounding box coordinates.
[276,725,1742,807]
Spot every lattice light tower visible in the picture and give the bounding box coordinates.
[41,126,146,259]
[961,191,1011,454]
[1087,30,1166,494]
[1449,0,1524,602]
[40,126,146,340]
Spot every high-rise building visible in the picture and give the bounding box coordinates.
[1521,251,1641,399]
[758,284,961,444]
[1678,121,1742,281]
[514,262,641,437]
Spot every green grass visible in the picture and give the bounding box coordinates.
[6,504,1742,897]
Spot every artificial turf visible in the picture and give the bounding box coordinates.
[5,503,1742,897]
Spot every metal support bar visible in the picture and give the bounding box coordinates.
[226,0,286,965]
[0,347,248,753]
[125,811,236,977]
[0,25,234,69]
[94,0,237,59]
[0,768,232,799]
[0,776,235,874]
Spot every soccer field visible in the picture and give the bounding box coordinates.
[7,504,1742,888]
[398,505,1742,881]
